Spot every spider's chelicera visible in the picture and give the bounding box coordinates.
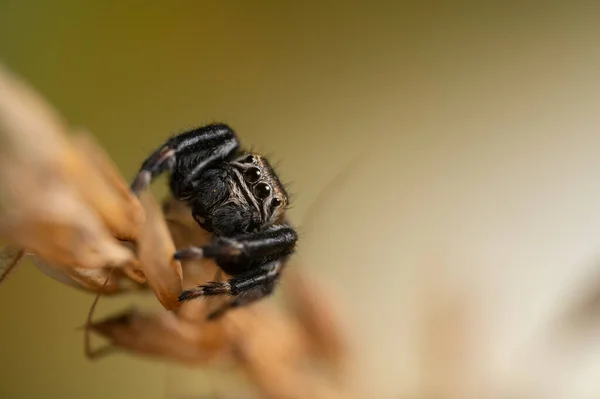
[130,123,298,320]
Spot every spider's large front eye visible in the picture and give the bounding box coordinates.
[244,167,261,183]
[254,182,272,199]
[242,155,256,163]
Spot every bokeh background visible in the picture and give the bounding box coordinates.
[3,2,600,398]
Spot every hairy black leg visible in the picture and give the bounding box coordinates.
[206,280,277,320]
[179,259,284,304]
[130,123,240,195]
[173,224,297,274]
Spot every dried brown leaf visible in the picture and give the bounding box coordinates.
[238,357,350,399]
[414,265,479,399]
[121,261,147,284]
[0,63,135,270]
[0,64,75,177]
[31,256,145,294]
[231,307,352,399]
[282,269,348,368]
[89,308,233,365]
[70,132,144,241]
[0,190,134,269]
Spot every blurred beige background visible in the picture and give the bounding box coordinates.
[3,2,600,398]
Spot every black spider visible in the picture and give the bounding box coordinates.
[130,123,298,320]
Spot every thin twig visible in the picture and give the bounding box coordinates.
[0,245,25,284]
[84,266,119,360]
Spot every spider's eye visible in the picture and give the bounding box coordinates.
[244,167,261,183]
[254,182,272,199]
[242,155,256,163]
[271,197,282,207]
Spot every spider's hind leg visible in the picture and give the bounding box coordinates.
[175,216,298,319]
[206,280,277,320]
[179,259,286,319]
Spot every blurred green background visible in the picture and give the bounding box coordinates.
[3,2,600,398]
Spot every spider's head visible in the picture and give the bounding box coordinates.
[191,152,288,236]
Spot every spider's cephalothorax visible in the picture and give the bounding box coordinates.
[130,123,298,319]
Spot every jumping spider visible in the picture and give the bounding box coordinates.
[130,123,298,320]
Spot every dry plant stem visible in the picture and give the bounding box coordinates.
[162,198,230,323]
[0,245,25,284]
[412,263,481,399]
[137,191,183,311]
[227,309,350,399]
[89,198,355,399]
[0,63,355,399]
[84,267,121,360]
[281,269,348,370]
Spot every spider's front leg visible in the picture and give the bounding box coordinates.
[130,123,239,195]
[175,224,298,317]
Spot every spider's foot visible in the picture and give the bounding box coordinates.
[178,281,231,301]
